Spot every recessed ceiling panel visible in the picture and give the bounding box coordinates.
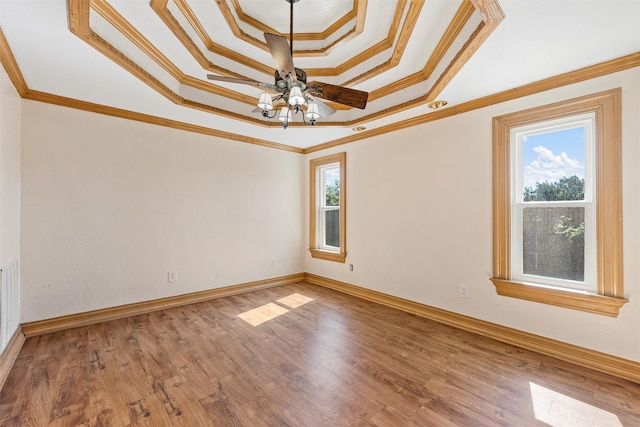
[2,1,636,151]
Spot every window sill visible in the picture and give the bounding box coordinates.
[309,249,346,263]
[490,278,628,317]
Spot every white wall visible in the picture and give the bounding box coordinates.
[305,68,640,363]
[0,66,21,269]
[17,67,640,363]
[20,102,304,322]
[0,65,21,354]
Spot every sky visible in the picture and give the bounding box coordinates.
[522,127,585,189]
[323,166,340,186]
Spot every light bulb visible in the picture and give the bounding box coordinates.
[306,101,320,125]
[288,86,305,107]
[257,92,273,110]
[279,107,292,129]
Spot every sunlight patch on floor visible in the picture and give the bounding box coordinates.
[238,293,314,326]
[237,302,289,327]
[277,293,314,308]
[529,382,622,427]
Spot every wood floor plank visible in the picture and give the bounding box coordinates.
[2,282,639,426]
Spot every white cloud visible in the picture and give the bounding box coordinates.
[324,167,340,185]
[524,145,583,187]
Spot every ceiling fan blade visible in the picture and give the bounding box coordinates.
[307,81,368,109]
[306,95,336,118]
[207,74,279,92]
[264,33,296,81]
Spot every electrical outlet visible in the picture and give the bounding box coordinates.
[459,284,469,298]
[270,259,276,268]
[168,271,178,282]
[349,264,353,271]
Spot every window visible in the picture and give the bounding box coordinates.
[491,89,627,317]
[512,115,595,291]
[309,152,346,262]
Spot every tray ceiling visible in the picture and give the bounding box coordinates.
[0,0,638,150]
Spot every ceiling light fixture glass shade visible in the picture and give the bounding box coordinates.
[288,86,305,107]
[255,89,323,128]
[279,107,292,128]
[305,101,320,125]
[257,92,273,110]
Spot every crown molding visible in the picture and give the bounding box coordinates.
[23,90,303,153]
[1,20,637,154]
[223,0,365,49]
[0,28,28,96]
[303,52,640,153]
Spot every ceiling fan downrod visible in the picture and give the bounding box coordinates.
[206,0,368,129]
[286,0,300,56]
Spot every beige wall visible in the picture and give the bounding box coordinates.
[305,68,640,362]
[17,67,640,363]
[20,102,304,321]
[0,65,21,354]
[0,66,20,269]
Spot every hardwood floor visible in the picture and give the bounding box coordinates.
[1,282,639,426]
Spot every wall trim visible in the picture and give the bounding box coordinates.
[304,52,640,154]
[304,273,640,385]
[2,10,636,153]
[21,273,305,337]
[23,91,304,154]
[0,28,28,96]
[0,329,25,393]
[9,273,640,386]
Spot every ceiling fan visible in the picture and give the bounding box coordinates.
[206,0,369,128]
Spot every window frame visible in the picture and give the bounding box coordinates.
[510,114,596,291]
[309,152,347,263]
[491,89,627,317]
[317,162,341,252]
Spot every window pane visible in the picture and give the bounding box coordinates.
[324,209,340,247]
[522,127,585,201]
[522,207,585,281]
[310,152,346,262]
[323,168,340,207]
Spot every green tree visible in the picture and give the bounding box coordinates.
[554,215,585,241]
[524,175,584,201]
[325,180,340,206]
[554,214,585,279]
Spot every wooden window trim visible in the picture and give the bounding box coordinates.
[309,152,347,263]
[491,89,628,317]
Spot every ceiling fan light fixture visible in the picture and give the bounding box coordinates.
[258,92,273,110]
[279,107,292,128]
[207,0,368,130]
[288,86,305,108]
[305,101,320,125]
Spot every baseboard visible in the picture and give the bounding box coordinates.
[305,273,640,385]
[0,329,26,393]
[22,273,306,337]
[17,271,640,385]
